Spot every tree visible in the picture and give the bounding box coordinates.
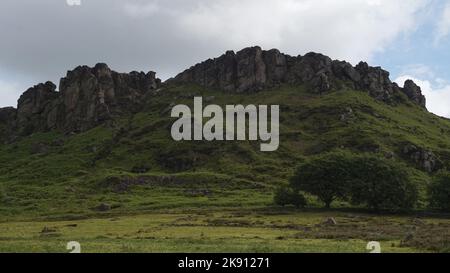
[290,151,354,208]
[274,187,307,208]
[289,151,418,210]
[349,155,418,211]
[429,171,450,211]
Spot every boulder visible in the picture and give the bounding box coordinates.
[402,80,426,108]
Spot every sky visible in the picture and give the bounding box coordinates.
[0,0,449,117]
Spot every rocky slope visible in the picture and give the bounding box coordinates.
[1,63,161,137]
[0,46,426,141]
[171,46,426,106]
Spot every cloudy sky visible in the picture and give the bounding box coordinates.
[1,0,450,117]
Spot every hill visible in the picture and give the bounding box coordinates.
[0,46,449,220]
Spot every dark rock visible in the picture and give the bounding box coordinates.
[0,107,17,142]
[0,47,429,138]
[9,64,161,136]
[402,144,442,172]
[402,80,426,108]
[171,47,426,107]
[17,81,59,134]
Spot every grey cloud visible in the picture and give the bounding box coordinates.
[0,0,429,107]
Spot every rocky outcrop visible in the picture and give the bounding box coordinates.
[58,63,160,132]
[17,81,59,134]
[6,64,161,135]
[403,80,426,108]
[0,107,17,142]
[172,46,426,108]
[0,46,428,138]
[402,143,442,173]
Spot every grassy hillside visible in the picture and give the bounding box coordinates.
[1,83,450,222]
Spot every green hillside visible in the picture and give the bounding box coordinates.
[1,82,449,222]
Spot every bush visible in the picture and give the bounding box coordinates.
[289,151,418,210]
[349,155,418,211]
[429,171,450,211]
[274,187,307,208]
[290,151,354,208]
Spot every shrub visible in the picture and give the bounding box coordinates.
[349,155,418,211]
[290,151,354,208]
[429,171,450,211]
[274,187,307,208]
[290,151,418,210]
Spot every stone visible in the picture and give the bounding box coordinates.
[0,47,429,139]
[171,47,426,108]
[402,80,426,108]
[17,81,59,134]
[323,217,337,225]
[10,64,161,135]
[402,143,442,172]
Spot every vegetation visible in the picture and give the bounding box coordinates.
[429,171,450,211]
[273,187,307,208]
[288,151,418,210]
[349,154,418,211]
[0,83,450,252]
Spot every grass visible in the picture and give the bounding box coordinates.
[1,209,444,253]
[0,83,450,252]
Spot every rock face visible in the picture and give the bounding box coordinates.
[402,144,442,173]
[5,64,161,135]
[403,80,426,107]
[17,81,59,134]
[59,63,160,132]
[172,46,426,107]
[0,107,17,142]
[0,46,428,138]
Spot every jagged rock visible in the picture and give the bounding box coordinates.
[17,81,59,134]
[171,47,425,107]
[0,47,429,138]
[402,80,426,108]
[59,63,160,132]
[0,107,17,143]
[354,62,394,102]
[402,144,442,172]
[11,64,161,135]
[0,107,17,126]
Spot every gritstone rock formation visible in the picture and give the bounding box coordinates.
[7,63,160,136]
[0,46,426,138]
[171,46,426,108]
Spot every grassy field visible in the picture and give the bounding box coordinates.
[1,83,450,253]
[0,208,448,253]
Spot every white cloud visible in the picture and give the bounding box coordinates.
[395,75,450,118]
[434,2,450,44]
[173,0,429,64]
[0,0,433,107]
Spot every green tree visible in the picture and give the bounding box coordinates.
[289,151,418,210]
[429,171,450,211]
[349,155,418,211]
[290,151,354,208]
